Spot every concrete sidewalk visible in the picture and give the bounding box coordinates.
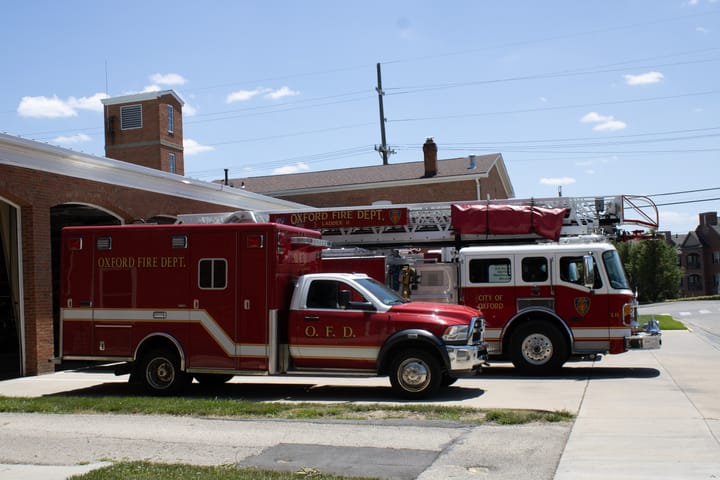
[1,330,719,479]
[555,330,720,479]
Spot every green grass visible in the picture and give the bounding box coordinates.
[69,462,376,480]
[639,313,686,331]
[0,395,572,425]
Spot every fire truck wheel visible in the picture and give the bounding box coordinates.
[441,374,458,387]
[389,349,441,399]
[140,348,189,396]
[510,321,568,375]
[194,374,234,385]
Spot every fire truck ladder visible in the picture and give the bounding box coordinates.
[256,195,658,247]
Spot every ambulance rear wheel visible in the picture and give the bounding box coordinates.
[510,321,568,375]
[140,348,189,396]
[389,349,441,399]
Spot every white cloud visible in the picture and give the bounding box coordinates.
[696,26,709,33]
[581,112,611,123]
[183,103,198,116]
[226,86,300,103]
[226,88,266,103]
[17,95,77,118]
[585,169,596,175]
[16,92,109,118]
[580,111,627,132]
[142,84,162,93]
[593,120,627,131]
[150,73,186,86]
[273,162,310,175]
[67,92,108,112]
[53,133,91,144]
[623,71,664,86]
[540,177,576,186]
[265,86,299,100]
[184,138,214,156]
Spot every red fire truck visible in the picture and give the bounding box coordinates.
[244,195,662,374]
[60,222,485,398]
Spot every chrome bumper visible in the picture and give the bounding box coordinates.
[447,343,487,373]
[625,317,662,350]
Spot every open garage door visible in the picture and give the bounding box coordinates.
[0,201,22,379]
[51,204,122,361]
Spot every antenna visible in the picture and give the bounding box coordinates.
[104,59,109,96]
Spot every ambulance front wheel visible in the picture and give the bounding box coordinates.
[389,349,442,399]
[510,321,568,375]
[140,348,189,396]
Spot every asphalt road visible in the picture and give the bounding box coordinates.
[640,299,720,349]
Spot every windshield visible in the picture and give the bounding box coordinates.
[355,277,409,305]
[602,250,631,290]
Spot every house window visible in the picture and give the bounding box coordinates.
[713,251,720,264]
[687,253,701,269]
[688,274,702,291]
[169,153,176,174]
[167,104,174,134]
[120,104,142,130]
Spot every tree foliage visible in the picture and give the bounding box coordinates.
[614,239,681,303]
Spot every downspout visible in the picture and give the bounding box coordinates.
[475,178,481,200]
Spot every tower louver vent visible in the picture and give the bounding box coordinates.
[120,104,142,129]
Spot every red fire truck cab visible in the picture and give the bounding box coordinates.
[60,223,485,398]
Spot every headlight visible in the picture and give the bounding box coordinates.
[442,325,470,342]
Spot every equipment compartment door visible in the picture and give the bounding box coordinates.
[188,231,238,370]
[237,231,270,370]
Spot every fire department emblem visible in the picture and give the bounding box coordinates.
[574,297,591,316]
[389,209,403,225]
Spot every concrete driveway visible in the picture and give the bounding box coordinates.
[1,325,719,479]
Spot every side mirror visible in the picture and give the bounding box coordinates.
[339,290,351,308]
[582,255,595,289]
[339,289,375,311]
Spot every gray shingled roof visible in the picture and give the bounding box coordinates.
[231,154,504,195]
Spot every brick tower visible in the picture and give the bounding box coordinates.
[102,90,184,175]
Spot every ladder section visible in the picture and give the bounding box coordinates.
[179,195,659,247]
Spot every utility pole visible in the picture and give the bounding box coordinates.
[374,62,394,165]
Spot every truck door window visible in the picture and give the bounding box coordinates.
[521,257,548,283]
[199,258,227,289]
[468,258,512,284]
[560,256,602,288]
[307,280,366,309]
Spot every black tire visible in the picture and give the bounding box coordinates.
[441,374,458,387]
[389,349,442,399]
[140,348,189,396]
[510,321,568,375]
[194,374,233,385]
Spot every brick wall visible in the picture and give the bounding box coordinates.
[0,164,236,375]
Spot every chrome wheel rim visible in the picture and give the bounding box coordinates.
[521,333,553,365]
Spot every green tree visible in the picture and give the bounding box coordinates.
[618,239,681,303]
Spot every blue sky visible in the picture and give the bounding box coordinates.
[1,0,718,234]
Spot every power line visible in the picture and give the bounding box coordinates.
[649,187,720,198]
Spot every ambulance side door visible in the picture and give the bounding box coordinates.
[187,231,238,370]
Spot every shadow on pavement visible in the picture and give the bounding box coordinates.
[478,364,660,380]
[50,378,485,403]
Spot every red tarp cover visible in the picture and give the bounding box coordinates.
[450,204,570,241]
